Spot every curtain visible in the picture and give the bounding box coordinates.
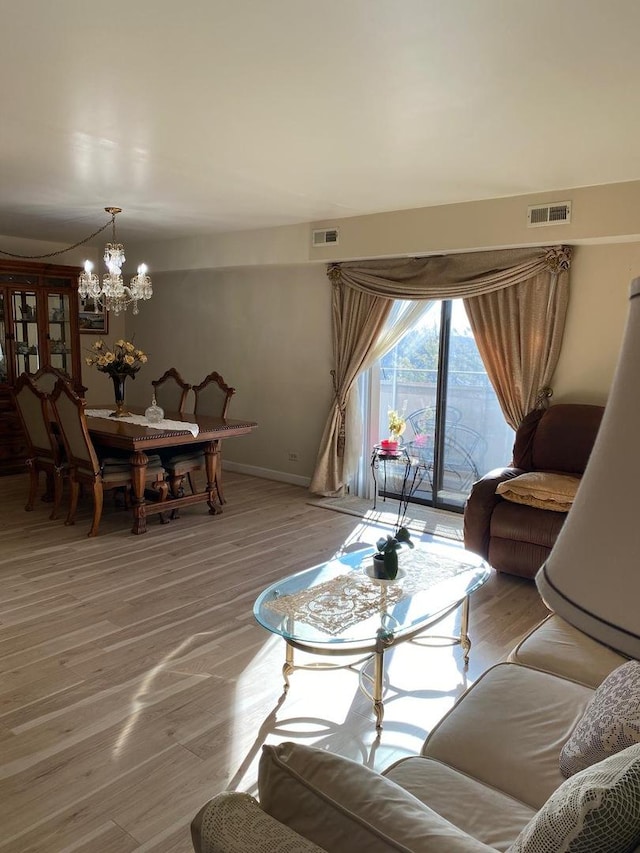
[308,280,392,496]
[464,267,569,429]
[342,299,435,481]
[310,246,571,496]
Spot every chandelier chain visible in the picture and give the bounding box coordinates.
[0,217,114,260]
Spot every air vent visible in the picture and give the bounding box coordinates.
[312,227,339,246]
[527,201,572,227]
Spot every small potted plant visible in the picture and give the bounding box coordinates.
[372,526,414,580]
[380,409,406,452]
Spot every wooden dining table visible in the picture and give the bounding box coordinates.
[86,407,258,534]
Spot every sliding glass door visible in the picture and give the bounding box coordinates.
[370,299,513,512]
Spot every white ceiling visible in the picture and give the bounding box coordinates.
[2,0,640,246]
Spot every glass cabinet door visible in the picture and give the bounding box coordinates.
[0,292,6,384]
[11,289,40,376]
[46,291,73,374]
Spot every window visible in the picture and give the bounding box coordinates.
[368,299,514,512]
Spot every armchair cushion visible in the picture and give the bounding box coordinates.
[495,472,580,513]
[258,742,498,852]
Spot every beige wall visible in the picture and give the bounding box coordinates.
[552,242,640,405]
[129,180,640,272]
[115,242,639,483]
[4,181,640,484]
[80,312,127,402]
[122,265,333,484]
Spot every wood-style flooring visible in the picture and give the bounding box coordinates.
[0,470,549,852]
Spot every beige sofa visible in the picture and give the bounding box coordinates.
[191,614,640,852]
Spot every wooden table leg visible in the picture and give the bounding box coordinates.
[129,450,149,535]
[204,442,222,515]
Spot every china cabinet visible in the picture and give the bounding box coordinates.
[0,259,83,474]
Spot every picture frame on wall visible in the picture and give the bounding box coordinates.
[78,295,108,334]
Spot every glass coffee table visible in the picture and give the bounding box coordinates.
[253,540,490,730]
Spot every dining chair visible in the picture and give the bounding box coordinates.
[50,378,169,537]
[12,373,67,518]
[151,367,192,415]
[161,371,236,508]
[30,365,73,395]
[30,365,81,464]
[194,372,236,503]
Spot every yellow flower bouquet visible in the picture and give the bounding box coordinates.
[388,409,406,441]
[85,338,148,379]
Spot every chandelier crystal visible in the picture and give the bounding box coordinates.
[78,207,152,315]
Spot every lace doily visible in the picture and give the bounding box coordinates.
[265,550,478,636]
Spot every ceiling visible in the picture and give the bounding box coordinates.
[2,0,640,247]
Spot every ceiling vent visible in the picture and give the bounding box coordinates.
[312,227,339,247]
[527,201,572,227]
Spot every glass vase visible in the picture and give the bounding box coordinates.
[110,373,130,418]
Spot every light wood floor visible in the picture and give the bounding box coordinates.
[0,471,549,852]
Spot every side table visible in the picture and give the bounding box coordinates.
[371,443,435,523]
[370,444,411,511]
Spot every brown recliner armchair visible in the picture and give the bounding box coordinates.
[464,403,604,579]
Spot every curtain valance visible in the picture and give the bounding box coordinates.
[328,246,571,300]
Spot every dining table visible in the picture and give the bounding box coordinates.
[85,406,258,534]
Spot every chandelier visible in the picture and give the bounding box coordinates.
[78,207,152,315]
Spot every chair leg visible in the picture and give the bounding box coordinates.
[169,473,184,519]
[49,470,63,520]
[214,443,225,504]
[25,460,38,512]
[65,478,80,526]
[186,473,197,495]
[151,479,171,524]
[87,482,104,537]
[42,471,55,503]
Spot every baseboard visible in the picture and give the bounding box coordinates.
[223,460,311,488]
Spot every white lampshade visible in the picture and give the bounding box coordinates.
[536,276,640,657]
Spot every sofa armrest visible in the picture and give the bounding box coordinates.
[464,467,524,559]
[191,791,329,853]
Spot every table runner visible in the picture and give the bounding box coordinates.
[85,408,200,437]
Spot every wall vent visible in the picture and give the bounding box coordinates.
[312,227,339,246]
[527,201,572,227]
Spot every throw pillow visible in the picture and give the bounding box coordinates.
[496,471,580,512]
[508,743,640,853]
[258,742,497,853]
[560,659,640,778]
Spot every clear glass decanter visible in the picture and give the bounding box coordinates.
[145,395,164,423]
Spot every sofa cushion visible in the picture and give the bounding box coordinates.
[422,663,593,809]
[560,660,640,778]
[258,742,498,853]
[384,756,535,852]
[507,743,640,853]
[495,472,580,512]
[509,614,628,688]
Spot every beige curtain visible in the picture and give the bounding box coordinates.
[310,246,571,496]
[343,299,435,480]
[308,278,392,495]
[464,266,570,429]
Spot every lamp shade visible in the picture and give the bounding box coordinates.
[536,276,640,658]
